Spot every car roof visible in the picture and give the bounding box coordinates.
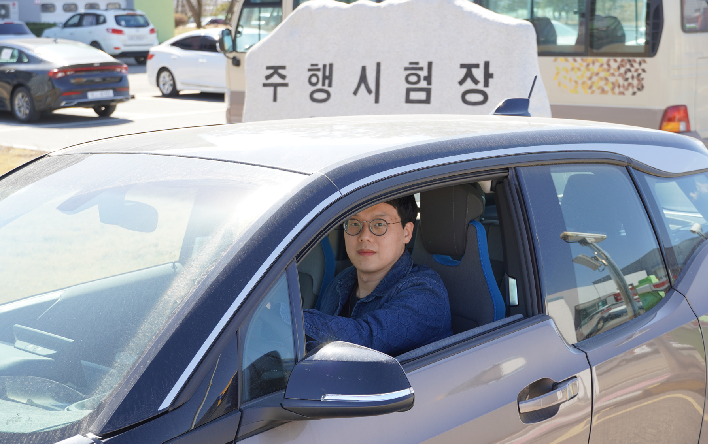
[54,114,708,177]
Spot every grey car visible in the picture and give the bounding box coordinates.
[1,114,708,444]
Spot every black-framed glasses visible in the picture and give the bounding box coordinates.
[343,218,400,236]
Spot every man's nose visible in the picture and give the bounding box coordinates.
[358,223,376,240]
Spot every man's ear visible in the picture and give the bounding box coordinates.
[403,221,414,244]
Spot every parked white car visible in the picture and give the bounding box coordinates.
[0,21,36,41]
[41,8,158,64]
[147,28,225,96]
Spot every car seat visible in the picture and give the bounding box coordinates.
[528,17,558,46]
[413,184,505,334]
[298,239,335,310]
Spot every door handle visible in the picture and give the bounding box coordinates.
[518,377,579,413]
[171,55,178,59]
[198,58,206,63]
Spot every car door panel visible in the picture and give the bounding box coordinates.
[577,290,705,443]
[674,244,708,444]
[243,317,592,444]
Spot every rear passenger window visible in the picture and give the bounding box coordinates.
[519,165,668,344]
[172,36,201,51]
[635,172,708,281]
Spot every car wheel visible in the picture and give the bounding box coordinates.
[94,104,117,117]
[90,41,103,51]
[134,56,147,65]
[157,68,179,97]
[12,86,39,123]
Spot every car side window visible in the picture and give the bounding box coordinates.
[519,164,668,344]
[172,36,201,51]
[200,36,218,53]
[64,14,81,28]
[635,171,708,281]
[0,47,20,63]
[241,273,296,403]
[81,13,97,27]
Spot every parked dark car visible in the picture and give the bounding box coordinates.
[1,115,708,444]
[0,38,130,123]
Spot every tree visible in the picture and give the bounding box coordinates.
[183,0,204,28]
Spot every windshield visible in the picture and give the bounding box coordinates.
[114,14,150,28]
[0,24,32,35]
[0,154,303,439]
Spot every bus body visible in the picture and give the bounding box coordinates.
[221,0,708,144]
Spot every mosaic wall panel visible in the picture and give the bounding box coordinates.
[554,58,646,95]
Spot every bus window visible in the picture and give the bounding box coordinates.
[591,0,647,53]
[476,0,585,54]
[683,0,708,32]
[235,4,283,52]
[474,0,654,56]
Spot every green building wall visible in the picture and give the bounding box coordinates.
[135,0,174,43]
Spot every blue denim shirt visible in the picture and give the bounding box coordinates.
[303,251,452,356]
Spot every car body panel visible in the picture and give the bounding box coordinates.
[577,290,706,443]
[243,317,592,444]
[58,115,708,176]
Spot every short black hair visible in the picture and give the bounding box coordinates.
[385,195,418,226]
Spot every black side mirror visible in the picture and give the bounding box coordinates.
[281,342,414,419]
[217,28,234,53]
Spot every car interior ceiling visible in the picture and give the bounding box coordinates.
[297,176,530,360]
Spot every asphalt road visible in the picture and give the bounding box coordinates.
[0,59,228,152]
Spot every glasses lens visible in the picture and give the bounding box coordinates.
[370,219,388,236]
[344,218,363,235]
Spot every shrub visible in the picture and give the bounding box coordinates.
[174,13,188,27]
[26,22,58,37]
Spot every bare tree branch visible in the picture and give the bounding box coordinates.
[183,0,204,28]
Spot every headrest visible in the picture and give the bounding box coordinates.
[419,184,485,256]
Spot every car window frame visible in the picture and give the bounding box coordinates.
[63,13,81,28]
[517,162,673,347]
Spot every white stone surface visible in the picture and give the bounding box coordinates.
[243,0,551,122]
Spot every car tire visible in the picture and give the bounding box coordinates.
[94,104,117,117]
[90,41,103,51]
[134,56,147,65]
[12,86,39,123]
[157,68,179,97]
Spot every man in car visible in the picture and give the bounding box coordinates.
[303,196,453,356]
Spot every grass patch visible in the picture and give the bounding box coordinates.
[0,146,44,176]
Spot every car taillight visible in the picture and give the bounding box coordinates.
[149,27,156,34]
[660,105,691,133]
[49,68,73,79]
[106,28,124,35]
[147,53,155,60]
[49,65,128,78]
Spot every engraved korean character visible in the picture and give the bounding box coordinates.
[353,62,381,104]
[308,63,333,103]
[459,61,494,106]
[404,61,432,104]
[262,65,288,102]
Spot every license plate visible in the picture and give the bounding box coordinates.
[87,90,114,99]
[128,35,145,41]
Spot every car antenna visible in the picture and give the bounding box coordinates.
[492,75,538,118]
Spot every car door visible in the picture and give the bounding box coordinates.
[60,14,82,40]
[168,35,202,88]
[632,170,708,443]
[78,13,99,45]
[518,164,705,444]
[197,35,226,90]
[237,169,594,443]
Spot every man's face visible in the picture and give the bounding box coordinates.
[344,202,414,279]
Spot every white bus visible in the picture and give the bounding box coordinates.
[218,0,708,144]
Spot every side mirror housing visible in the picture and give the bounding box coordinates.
[281,342,414,419]
[217,28,234,53]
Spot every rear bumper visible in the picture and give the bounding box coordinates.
[57,94,131,108]
[115,50,149,58]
